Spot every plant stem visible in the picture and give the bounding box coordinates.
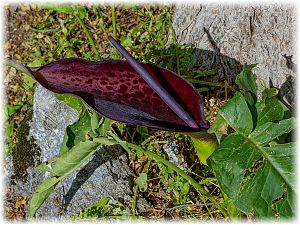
[97,6,107,35]
[189,79,225,87]
[109,131,131,154]
[132,186,138,216]
[111,131,208,195]
[110,132,228,217]
[165,202,224,211]
[111,4,118,59]
[73,9,100,59]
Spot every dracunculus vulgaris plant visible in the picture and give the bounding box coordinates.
[6,36,217,150]
[6,36,221,217]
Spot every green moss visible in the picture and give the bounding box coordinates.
[12,111,41,183]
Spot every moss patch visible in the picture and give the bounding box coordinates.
[11,110,41,183]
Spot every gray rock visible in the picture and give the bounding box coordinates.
[172,3,296,107]
[137,197,152,213]
[7,84,134,221]
[163,140,187,172]
[29,84,79,162]
[35,145,133,221]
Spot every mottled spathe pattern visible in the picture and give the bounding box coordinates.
[31,58,208,131]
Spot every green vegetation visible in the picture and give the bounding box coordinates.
[208,66,295,218]
[5,3,294,221]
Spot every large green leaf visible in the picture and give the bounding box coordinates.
[52,140,101,177]
[233,162,285,218]
[60,109,93,155]
[30,140,102,217]
[256,97,285,126]
[235,64,257,107]
[29,177,59,217]
[209,133,261,198]
[219,92,253,135]
[250,118,295,145]
[274,186,295,218]
[264,143,295,190]
[208,87,295,218]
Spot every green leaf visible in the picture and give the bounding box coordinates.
[74,7,88,20]
[235,65,258,106]
[192,137,217,166]
[234,162,285,218]
[90,111,102,133]
[250,118,295,145]
[62,109,92,152]
[54,93,84,113]
[74,197,111,219]
[264,143,295,190]
[261,86,278,99]
[52,141,101,177]
[6,104,22,118]
[136,126,149,139]
[27,59,43,68]
[96,197,111,208]
[275,187,295,219]
[38,3,73,14]
[256,97,285,126]
[23,74,37,89]
[208,133,261,198]
[59,132,70,155]
[135,173,148,192]
[29,177,59,217]
[182,181,190,196]
[35,162,53,173]
[219,92,253,135]
[5,122,14,138]
[97,118,113,137]
[208,87,295,218]
[120,36,132,47]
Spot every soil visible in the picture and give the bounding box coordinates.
[4,4,47,220]
[4,4,36,104]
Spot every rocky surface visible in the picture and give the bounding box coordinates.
[172,3,296,108]
[5,84,134,221]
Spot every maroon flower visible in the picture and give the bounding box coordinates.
[20,37,209,132]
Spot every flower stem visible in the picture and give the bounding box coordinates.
[73,8,100,59]
[111,4,118,60]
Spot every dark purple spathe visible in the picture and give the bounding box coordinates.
[108,36,199,129]
[21,36,209,132]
